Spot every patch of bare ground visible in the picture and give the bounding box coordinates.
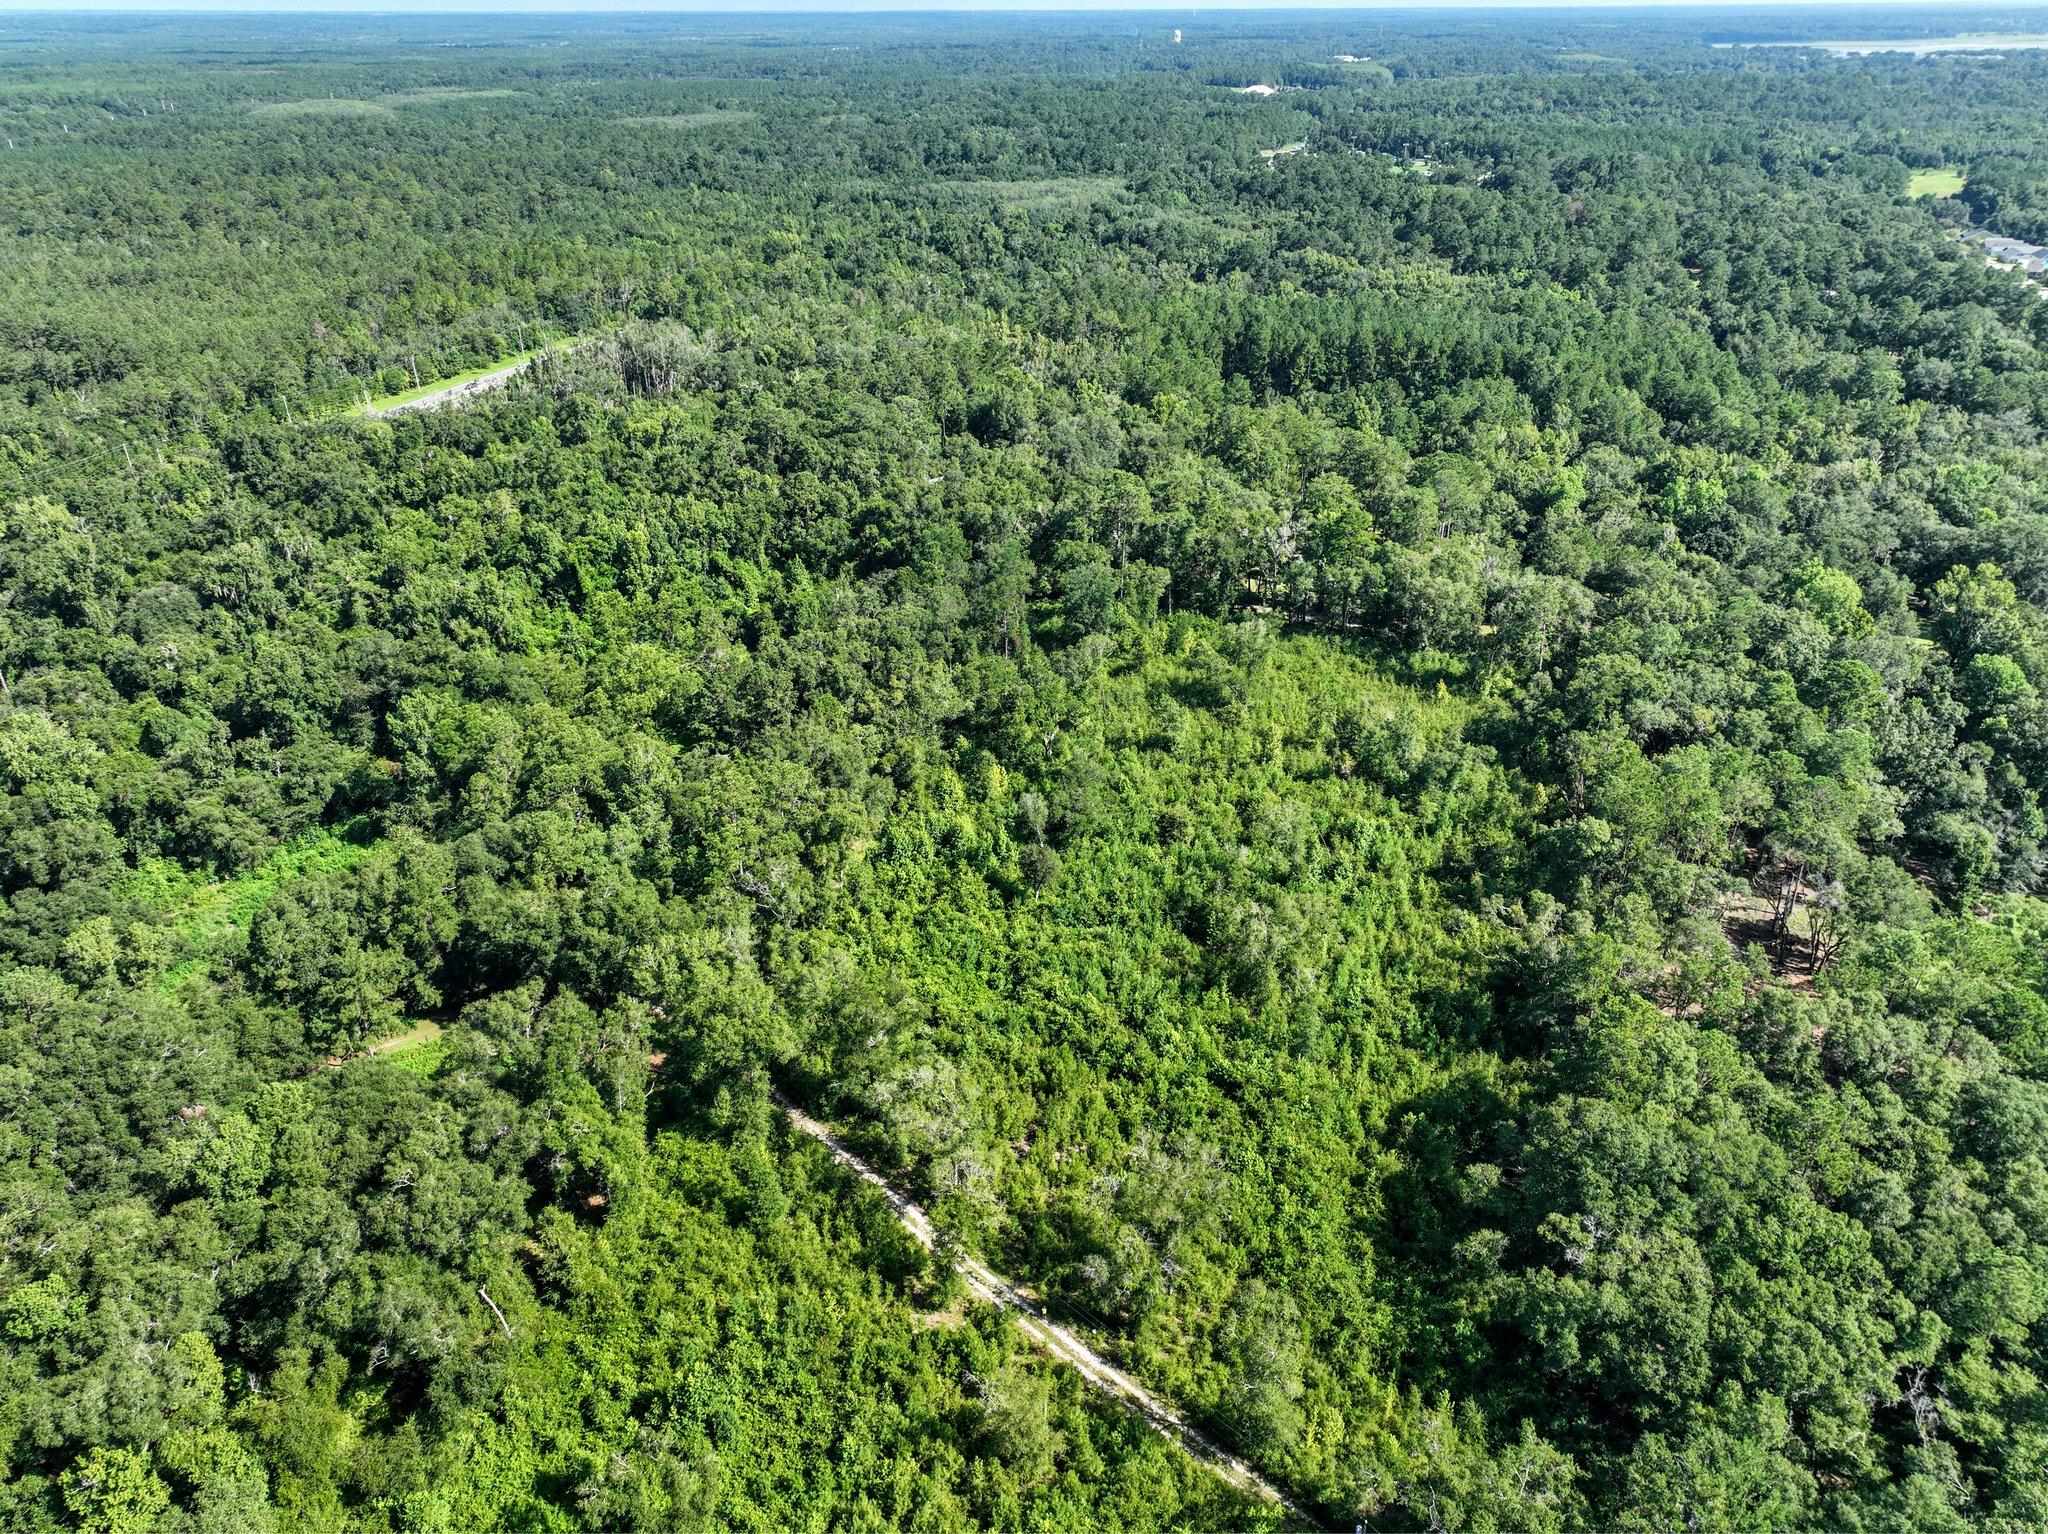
[917,1296,971,1330]
[1719,888,1821,987]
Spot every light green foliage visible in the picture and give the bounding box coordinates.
[371,1020,451,1074]
[142,831,378,996]
[60,1448,170,1534]
[399,1134,1271,1532]
[1792,559,1874,638]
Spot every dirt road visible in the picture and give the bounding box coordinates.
[775,1093,1323,1528]
[364,356,541,417]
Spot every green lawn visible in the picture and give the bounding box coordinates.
[1908,166,1967,198]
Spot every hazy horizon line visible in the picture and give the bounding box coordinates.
[9,0,2048,13]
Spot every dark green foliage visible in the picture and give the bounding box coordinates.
[4,9,2048,1532]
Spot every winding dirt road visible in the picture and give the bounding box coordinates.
[775,1093,1323,1528]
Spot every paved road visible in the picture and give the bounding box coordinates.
[775,1093,1323,1528]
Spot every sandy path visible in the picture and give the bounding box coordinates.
[775,1093,1322,1527]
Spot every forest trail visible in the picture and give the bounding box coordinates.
[363,355,541,416]
[775,1093,1324,1529]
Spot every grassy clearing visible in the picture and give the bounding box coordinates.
[624,109,757,129]
[124,823,377,993]
[359,345,548,413]
[251,98,394,119]
[930,177,1126,212]
[384,88,521,105]
[1909,167,1968,198]
[1372,154,1441,179]
[789,174,1131,215]
[362,1019,450,1075]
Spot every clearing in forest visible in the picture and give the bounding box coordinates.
[124,825,377,993]
[1908,167,1967,197]
[840,176,1126,213]
[625,109,758,129]
[385,88,522,104]
[929,177,1126,211]
[347,1019,450,1073]
[359,343,566,415]
[250,97,393,118]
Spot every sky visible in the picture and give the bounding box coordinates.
[2,0,2041,12]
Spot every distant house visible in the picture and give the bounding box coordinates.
[1981,234,2048,263]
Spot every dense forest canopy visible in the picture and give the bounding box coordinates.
[4,6,2048,1531]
